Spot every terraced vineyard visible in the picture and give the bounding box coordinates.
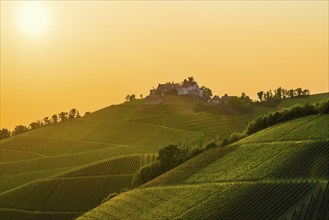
[1,94,328,220]
[0,154,156,219]
[77,115,329,219]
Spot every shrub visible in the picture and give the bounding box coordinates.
[228,132,246,144]
[245,100,327,135]
[315,99,329,114]
[205,140,218,150]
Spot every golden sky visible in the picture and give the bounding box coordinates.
[1,1,328,130]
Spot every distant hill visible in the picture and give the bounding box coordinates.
[77,114,329,219]
[0,92,328,220]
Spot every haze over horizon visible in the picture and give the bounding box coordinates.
[1,1,328,130]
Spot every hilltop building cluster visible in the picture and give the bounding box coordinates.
[145,77,233,105]
[150,80,204,97]
[145,78,205,104]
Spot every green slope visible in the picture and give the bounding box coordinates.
[0,154,156,219]
[0,93,328,219]
[77,115,329,219]
[1,94,327,161]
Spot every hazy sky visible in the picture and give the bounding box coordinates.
[1,1,328,130]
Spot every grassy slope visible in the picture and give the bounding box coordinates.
[0,93,328,219]
[0,154,157,219]
[77,115,329,220]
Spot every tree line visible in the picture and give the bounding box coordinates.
[256,87,310,106]
[223,99,329,145]
[0,108,91,140]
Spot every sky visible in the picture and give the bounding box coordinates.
[1,1,328,130]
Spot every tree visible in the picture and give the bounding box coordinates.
[264,91,271,102]
[12,125,29,136]
[282,89,288,99]
[125,95,130,102]
[0,128,11,139]
[140,94,143,99]
[302,89,310,96]
[157,144,184,169]
[84,111,91,117]
[76,111,81,118]
[240,92,251,103]
[257,91,264,102]
[274,87,283,99]
[43,117,51,125]
[58,112,68,121]
[200,86,212,101]
[288,89,294,98]
[129,94,136,102]
[29,121,42,130]
[188,76,194,82]
[69,108,77,119]
[295,88,303,97]
[51,114,58,123]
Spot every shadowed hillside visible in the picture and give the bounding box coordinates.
[77,115,329,220]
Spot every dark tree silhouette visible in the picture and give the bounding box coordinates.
[288,89,295,98]
[51,114,58,123]
[13,125,29,136]
[43,117,51,125]
[0,128,11,139]
[188,76,194,82]
[125,95,130,102]
[129,94,136,102]
[257,91,264,102]
[69,108,77,119]
[29,121,42,130]
[58,112,68,121]
[295,88,303,97]
[200,86,212,101]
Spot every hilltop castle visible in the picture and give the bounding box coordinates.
[149,78,204,98]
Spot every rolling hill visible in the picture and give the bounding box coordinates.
[0,93,328,219]
[77,114,329,219]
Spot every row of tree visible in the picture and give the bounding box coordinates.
[221,99,329,146]
[0,108,90,140]
[257,87,310,103]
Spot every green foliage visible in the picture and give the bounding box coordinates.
[244,101,326,135]
[132,144,203,187]
[204,140,218,150]
[224,96,253,113]
[227,131,246,144]
[256,87,311,104]
[314,99,329,114]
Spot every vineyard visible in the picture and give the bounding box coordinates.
[77,115,329,220]
[0,154,156,219]
[1,94,328,220]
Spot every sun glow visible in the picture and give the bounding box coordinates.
[17,3,49,37]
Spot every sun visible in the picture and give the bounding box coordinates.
[17,3,49,37]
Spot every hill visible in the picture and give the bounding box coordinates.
[0,93,328,219]
[77,115,329,219]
